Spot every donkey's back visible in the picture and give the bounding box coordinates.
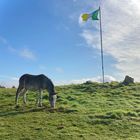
[19,74,54,91]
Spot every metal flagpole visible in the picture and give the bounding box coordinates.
[99,6,105,83]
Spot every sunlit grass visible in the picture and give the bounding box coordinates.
[0,82,140,140]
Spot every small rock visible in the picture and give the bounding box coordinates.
[122,75,134,85]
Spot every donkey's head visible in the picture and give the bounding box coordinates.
[49,92,57,108]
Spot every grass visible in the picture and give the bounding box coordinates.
[0,82,140,140]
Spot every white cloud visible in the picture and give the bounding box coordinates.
[11,77,18,81]
[0,36,8,45]
[55,75,116,85]
[79,0,140,81]
[20,48,36,60]
[55,67,64,73]
[95,75,116,83]
[8,46,36,60]
[0,36,36,61]
[0,80,18,88]
[39,65,47,70]
[0,75,19,87]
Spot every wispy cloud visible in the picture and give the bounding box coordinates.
[0,75,19,87]
[8,46,36,60]
[0,36,8,45]
[55,67,64,73]
[0,75,18,80]
[0,36,36,60]
[55,75,116,85]
[20,48,36,60]
[39,65,47,70]
[79,0,140,81]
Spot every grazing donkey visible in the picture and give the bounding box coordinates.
[15,74,57,108]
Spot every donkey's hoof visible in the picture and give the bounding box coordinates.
[15,105,20,108]
[38,104,42,107]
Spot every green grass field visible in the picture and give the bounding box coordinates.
[0,82,140,140]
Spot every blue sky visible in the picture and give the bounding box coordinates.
[0,0,140,87]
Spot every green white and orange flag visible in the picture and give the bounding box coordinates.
[81,8,100,21]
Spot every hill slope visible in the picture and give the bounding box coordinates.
[0,82,140,140]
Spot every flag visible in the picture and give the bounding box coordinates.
[81,8,100,21]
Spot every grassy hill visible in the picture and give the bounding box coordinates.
[0,82,140,140]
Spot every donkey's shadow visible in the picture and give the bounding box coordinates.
[0,105,78,117]
[0,105,45,117]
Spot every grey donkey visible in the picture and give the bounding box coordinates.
[15,74,57,108]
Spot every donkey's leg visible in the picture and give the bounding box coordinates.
[38,90,43,107]
[23,90,27,104]
[16,87,27,107]
[36,92,40,106]
[23,93,26,104]
[15,86,23,106]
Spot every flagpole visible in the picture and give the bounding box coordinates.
[99,6,105,83]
